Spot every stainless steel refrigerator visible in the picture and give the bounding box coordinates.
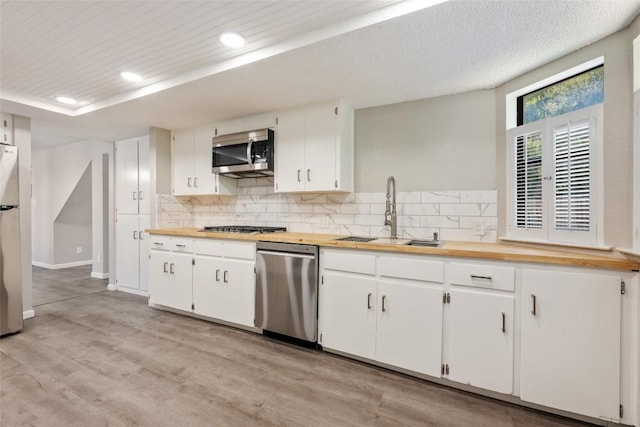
[0,144,22,336]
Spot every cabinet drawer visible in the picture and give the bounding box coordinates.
[150,236,172,251]
[223,241,255,260]
[193,239,224,257]
[450,262,515,292]
[171,238,193,253]
[322,250,376,275]
[379,256,444,283]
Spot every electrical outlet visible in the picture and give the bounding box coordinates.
[319,217,330,228]
[76,246,83,254]
[472,220,485,236]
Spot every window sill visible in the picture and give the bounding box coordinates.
[498,236,613,252]
[616,247,640,258]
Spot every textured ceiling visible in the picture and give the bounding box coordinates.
[1,0,639,149]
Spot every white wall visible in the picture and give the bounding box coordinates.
[31,140,111,269]
[354,90,496,192]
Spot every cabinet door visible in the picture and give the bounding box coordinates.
[274,108,305,192]
[376,279,444,377]
[221,259,255,327]
[115,215,140,290]
[447,289,514,393]
[150,252,193,311]
[137,137,150,214]
[172,129,194,195]
[138,215,150,291]
[320,271,377,360]
[304,103,337,192]
[521,269,621,420]
[192,255,225,319]
[193,125,216,194]
[115,140,140,214]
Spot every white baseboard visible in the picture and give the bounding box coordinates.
[32,260,92,269]
[23,309,35,320]
[91,271,109,279]
[107,283,117,291]
[115,286,148,297]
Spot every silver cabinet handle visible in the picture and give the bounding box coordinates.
[307,169,311,182]
[153,242,164,246]
[187,177,192,187]
[139,231,144,240]
[367,293,372,309]
[381,295,387,312]
[471,274,492,281]
[138,191,143,200]
[175,244,186,248]
[194,177,198,188]
[133,191,137,200]
[501,312,506,333]
[163,262,168,273]
[297,169,301,182]
[531,294,537,315]
[223,270,228,283]
[216,269,220,282]
[169,263,175,274]
[133,231,138,239]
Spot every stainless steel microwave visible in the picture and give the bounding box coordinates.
[212,128,274,178]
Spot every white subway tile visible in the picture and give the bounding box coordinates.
[460,190,497,203]
[340,225,370,236]
[397,192,421,204]
[401,227,440,240]
[421,191,460,203]
[354,215,384,226]
[481,230,498,243]
[288,223,314,233]
[403,204,439,216]
[440,203,482,216]
[314,204,341,214]
[300,193,327,204]
[421,216,459,228]
[330,214,355,225]
[288,204,314,214]
[314,224,341,234]
[439,228,481,242]
[277,214,301,223]
[267,204,289,213]
[481,203,498,217]
[459,217,497,230]
[398,215,420,227]
[237,178,257,187]
[327,193,355,204]
[340,203,370,214]
[356,192,385,204]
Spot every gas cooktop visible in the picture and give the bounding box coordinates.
[199,225,287,234]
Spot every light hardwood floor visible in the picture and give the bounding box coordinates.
[1,269,591,426]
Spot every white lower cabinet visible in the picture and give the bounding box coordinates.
[115,214,150,292]
[446,289,514,393]
[320,250,444,376]
[193,256,255,327]
[149,250,193,312]
[149,236,256,328]
[376,279,443,377]
[520,269,621,420]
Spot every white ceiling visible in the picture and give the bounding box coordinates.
[1,0,639,149]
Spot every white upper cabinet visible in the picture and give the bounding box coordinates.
[115,136,150,215]
[214,112,276,137]
[275,100,354,193]
[1,114,12,145]
[171,125,236,196]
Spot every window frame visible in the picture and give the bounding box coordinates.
[506,104,603,246]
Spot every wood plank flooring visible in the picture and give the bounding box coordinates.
[1,269,592,426]
[32,265,107,307]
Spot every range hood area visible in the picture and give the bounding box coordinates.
[212,128,274,178]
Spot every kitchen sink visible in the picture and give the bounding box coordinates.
[407,239,443,247]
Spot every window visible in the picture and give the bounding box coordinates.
[507,104,603,246]
[517,66,604,126]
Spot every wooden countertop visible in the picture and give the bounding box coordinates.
[146,228,640,271]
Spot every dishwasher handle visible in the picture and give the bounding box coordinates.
[257,250,316,260]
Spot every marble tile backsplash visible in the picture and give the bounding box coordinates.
[157,177,498,242]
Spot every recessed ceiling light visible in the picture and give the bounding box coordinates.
[219,32,245,48]
[56,96,77,105]
[120,71,143,82]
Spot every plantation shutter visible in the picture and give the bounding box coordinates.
[553,119,591,231]
[514,130,543,230]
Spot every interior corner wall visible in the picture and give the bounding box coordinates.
[13,115,32,315]
[495,27,635,247]
[149,127,171,228]
[354,90,496,192]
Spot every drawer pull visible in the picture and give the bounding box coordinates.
[169,263,175,274]
[163,262,168,273]
[223,270,228,283]
[501,312,506,333]
[154,242,164,246]
[216,269,220,282]
[367,293,372,309]
[132,191,137,200]
[307,169,311,182]
[381,295,387,312]
[531,294,537,316]
[175,244,186,248]
[470,274,492,281]
[297,169,301,182]
[133,231,138,240]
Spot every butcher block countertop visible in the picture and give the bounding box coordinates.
[147,228,640,271]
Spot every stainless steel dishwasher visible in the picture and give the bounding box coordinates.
[255,241,319,343]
